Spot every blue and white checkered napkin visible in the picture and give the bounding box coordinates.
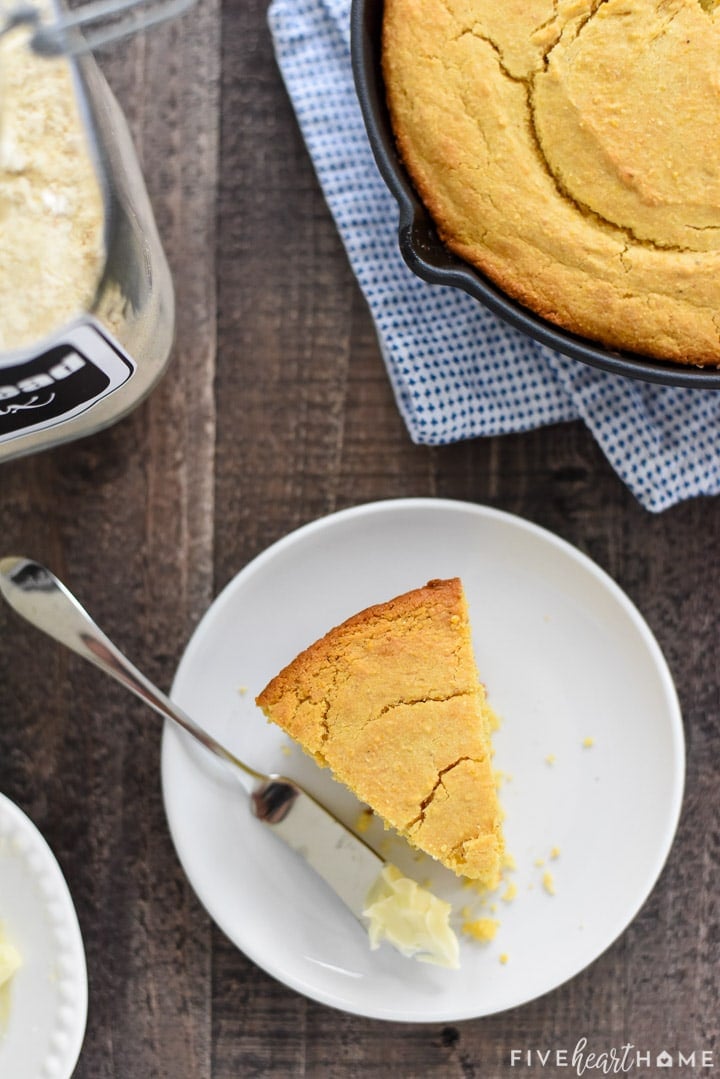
[269,0,720,512]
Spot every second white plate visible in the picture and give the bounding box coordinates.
[0,793,87,1079]
[162,498,684,1022]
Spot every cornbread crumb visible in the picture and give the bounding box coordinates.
[237,685,248,696]
[542,871,556,896]
[487,705,502,732]
[462,917,500,943]
[499,952,509,965]
[582,737,595,749]
[501,881,518,903]
[355,808,373,834]
[545,754,556,766]
[462,877,483,896]
[550,846,561,860]
[463,874,503,898]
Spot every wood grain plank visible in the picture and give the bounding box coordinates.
[0,0,220,1074]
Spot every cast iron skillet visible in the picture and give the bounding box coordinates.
[350,0,720,388]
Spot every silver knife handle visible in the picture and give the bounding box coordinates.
[0,557,263,783]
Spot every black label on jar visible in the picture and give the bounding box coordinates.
[0,322,135,443]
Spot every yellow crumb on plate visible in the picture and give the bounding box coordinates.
[534,857,545,867]
[486,704,502,731]
[545,753,556,765]
[501,881,518,902]
[550,846,561,860]
[237,685,248,696]
[461,917,500,943]
[542,870,556,896]
[462,876,495,897]
[499,952,509,965]
[582,737,595,748]
[355,807,373,834]
[502,851,517,872]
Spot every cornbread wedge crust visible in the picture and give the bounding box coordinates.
[256,578,504,887]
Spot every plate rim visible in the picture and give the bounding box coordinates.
[162,497,686,1022]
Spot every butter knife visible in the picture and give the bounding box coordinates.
[0,557,385,922]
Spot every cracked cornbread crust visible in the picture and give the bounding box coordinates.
[382,0,720,365]
[255,578,504,887]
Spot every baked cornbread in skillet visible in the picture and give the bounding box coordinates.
[256,578,504,888]
[382,0,720,365]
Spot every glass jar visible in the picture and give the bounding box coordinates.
[0,33,175,462]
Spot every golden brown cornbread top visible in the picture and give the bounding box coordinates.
[256,579,504,885]
[382,0,720,364]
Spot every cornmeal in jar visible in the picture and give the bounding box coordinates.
[0,16,105,352]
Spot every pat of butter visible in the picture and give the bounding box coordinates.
[0,937,21,989]
[363,865,460,969]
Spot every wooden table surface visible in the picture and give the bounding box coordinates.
[1,1,718,1075]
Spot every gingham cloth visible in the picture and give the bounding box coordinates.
[269,0,720,512]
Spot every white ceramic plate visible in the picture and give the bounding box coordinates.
[0,793,87,1077]
[162,498,685,1022]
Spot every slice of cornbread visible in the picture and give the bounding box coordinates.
[255,578,504,887]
